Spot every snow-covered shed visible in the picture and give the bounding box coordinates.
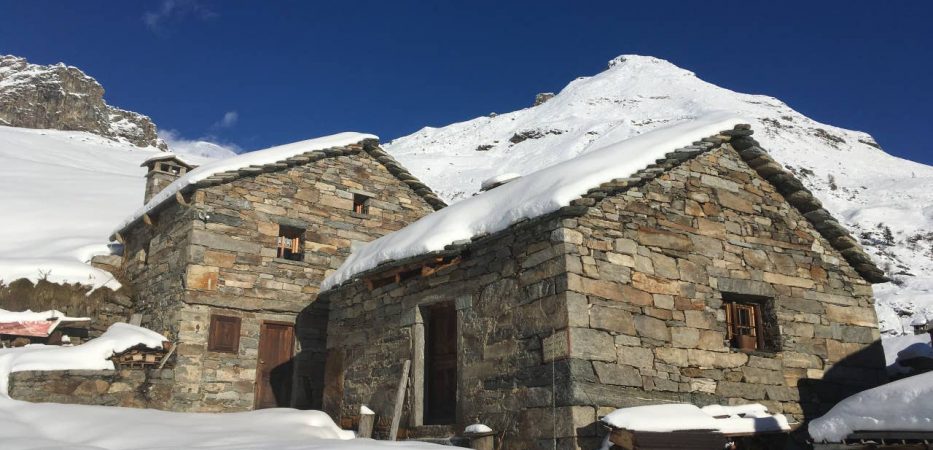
[110,132,444,412]
[312,117,889,448]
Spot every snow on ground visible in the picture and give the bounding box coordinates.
[600,403,790,434]
[809,370,933,442]
[0,125,227,291]
[114,132,377,236]
[384,54,933,334]
[0,323,441,450]
[322,114,741,290]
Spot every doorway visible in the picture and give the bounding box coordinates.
[254,321,295,409]
[424,302,457,424]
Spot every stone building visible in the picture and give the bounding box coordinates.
[314,122,888,448]
[112,132,444,412]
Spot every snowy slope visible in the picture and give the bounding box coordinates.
[0,126,221,290]
[385,55,933,334]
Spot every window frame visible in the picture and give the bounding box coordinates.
[275,225,305,262]
[723,293,777,353]
[207,314,242,353]
[353,194,370,215]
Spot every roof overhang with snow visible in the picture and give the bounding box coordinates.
[111,133,446,241]
[322,117,889,291]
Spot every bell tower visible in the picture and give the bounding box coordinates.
[141,153,195,204]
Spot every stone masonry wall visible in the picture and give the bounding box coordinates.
[9,369,175,409]
[545,144,884,447]
[144,146,437,412]
[320,214,577,445]
[320,143,884,450]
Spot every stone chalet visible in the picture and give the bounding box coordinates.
[313,123,889,449]
[111,133,445,412]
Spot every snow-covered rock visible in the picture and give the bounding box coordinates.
[0,55,165,149]
[385,54,933,334]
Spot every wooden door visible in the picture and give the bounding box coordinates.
[254,321,295,409]
[425,303,457,424]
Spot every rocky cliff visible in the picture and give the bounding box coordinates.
[0,55,165,149]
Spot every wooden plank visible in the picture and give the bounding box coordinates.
[388,359,411,441]
[157,342,176,369]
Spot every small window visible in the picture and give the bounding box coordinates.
[353,194,370,215]
[208,314,241,353]
[276,225,305,261]
[724,294,777,352]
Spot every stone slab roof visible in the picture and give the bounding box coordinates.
[326,124,888,290]
[112,135,446,240]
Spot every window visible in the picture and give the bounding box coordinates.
[208,314,241,353]
[724,294,777,352]
[353,194,370,215]
[276,225,305,261]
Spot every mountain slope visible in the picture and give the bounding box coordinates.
[385,55,933,334]
[0,126,224,290]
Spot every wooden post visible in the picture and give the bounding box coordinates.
[358,406,375,439]
[465,431,496,450]
[389,359,411,441]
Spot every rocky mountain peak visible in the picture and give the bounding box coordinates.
[0,55,166,149]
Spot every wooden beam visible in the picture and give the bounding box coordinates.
[143,213,154,226]
[388,359,410,441]
[175,191,188,206]
[113,232,125,244]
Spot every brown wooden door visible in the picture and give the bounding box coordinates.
[254,321,295,409]
[425,303,457,424]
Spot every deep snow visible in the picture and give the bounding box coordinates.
[0,324,442,450]
[809,370,933,442]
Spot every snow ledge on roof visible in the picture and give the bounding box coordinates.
[320,113,742,291]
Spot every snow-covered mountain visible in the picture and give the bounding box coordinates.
[385,55,933,335]
[0,55,165,149]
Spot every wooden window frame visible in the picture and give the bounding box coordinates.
[208,314,242,353]
[276,225,305,262]
[724,297,769,352]
[353,194,370,215]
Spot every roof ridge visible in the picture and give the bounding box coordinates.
[325,124,888,290]
[112,137,445,239]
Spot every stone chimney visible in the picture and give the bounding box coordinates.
[141,153,195,204]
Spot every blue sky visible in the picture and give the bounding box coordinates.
[1,1,931,164]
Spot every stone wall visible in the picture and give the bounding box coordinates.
[120,143,437,412]
[318,143,885,449]
[0,278,133,339]
[9,369,174,409]
[547,144,884,447]
[320,213,574,444]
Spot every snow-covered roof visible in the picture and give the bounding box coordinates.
[600,403,790,435]
[809,369,933,442]
[113,131,448,238]
[321,114,742,290]
[140,151,194,168]
[113,132,377,236]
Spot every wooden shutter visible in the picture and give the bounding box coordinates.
[208,314,241,353]
[754,303,766,350]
